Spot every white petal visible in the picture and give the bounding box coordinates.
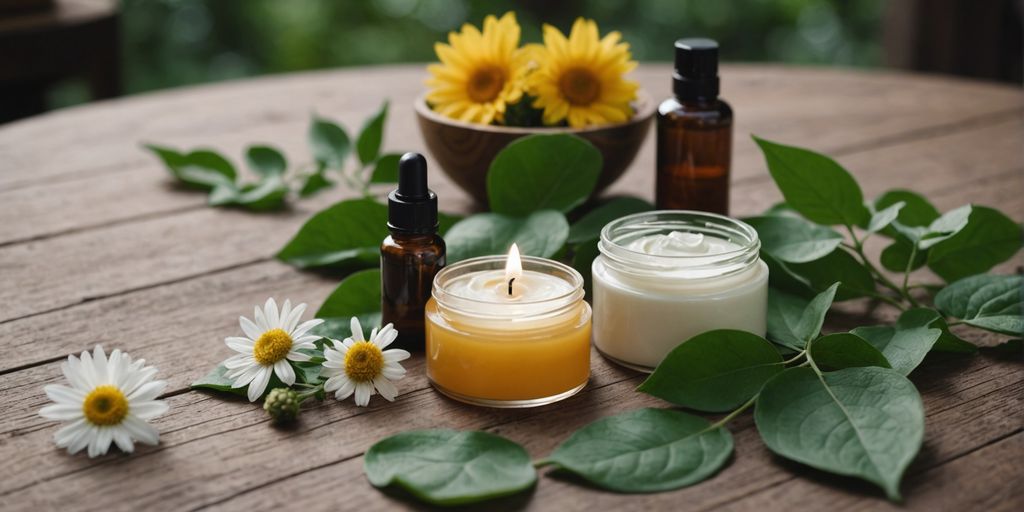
[274,360,296,386]
[293,335,320,346]
[225,337,255,353]
[330,377,356,401]
[286,351,312,362]
[284,303,307,333]
[112,428,135,453]
[374,324,395,348]
[279,300,292,331]
[108,350,124,388]
[354,381,373,406]
[62,357,89,391]
[292,318,324,339]
[92,346,109,384]
[350,317,364,342]
[44,384,85,405]
[254,305,268,332]
[224,355,255,369]
[68,425,94,454]
[89,427,113,458]
[239,316,262,340]
[120,366,158,397]
[373,375,398,401]
[247,367,271,402]
[229,364,262,387]
[383,349,411,362]
[79,349,98,388]
[130,400,169,420]
[128,380,166,401]
[323,348,345,363]
[122,415,160,445]
[39,404,83,421]
[264,298,280,328]
[381,366,406,380]
[323,373,349,393]
[54,419,87,447]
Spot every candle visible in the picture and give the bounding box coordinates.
[592,211,768,371]
[425,244,592,407]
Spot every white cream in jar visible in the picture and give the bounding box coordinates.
[591,211,768,372]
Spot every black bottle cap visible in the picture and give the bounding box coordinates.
[673,38,720,101]
[388,152,438,234]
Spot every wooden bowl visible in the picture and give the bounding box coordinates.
[415,90,656,204]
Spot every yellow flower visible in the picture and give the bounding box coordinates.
[528,18,639,128]
[426,12,529,125]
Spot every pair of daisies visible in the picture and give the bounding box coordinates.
[224,298,410,405]
[40,298,408,457]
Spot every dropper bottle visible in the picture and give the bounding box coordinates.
[380,153,446,351]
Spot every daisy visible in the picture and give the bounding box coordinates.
[223,298,323,402]
[321,317,410,406]
[39,346,168,457]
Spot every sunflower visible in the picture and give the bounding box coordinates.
[426,12,530,125]
[527,18,639,128]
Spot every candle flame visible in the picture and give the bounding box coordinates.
[505,243,522,295]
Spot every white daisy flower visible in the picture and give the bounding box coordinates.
[223,298,324,402]
[322,317,410,406]
[39,345,169,458]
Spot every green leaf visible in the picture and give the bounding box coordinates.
[880,238,927,273]
[445,210,569,263]
[571,239,600,300]
[546,408,733,493]
[851,309,943,375]
[276,198,388,268]
[208,176,288,211]
[917,204,972,249]
[762,202,801,217]
[935,274,1023,336]
[369,153,402,183]
[309,116,351,167]
[245,145,287,177]
[927,206,1021,282]
[752,135,869,227]
[763,253,816,298]
[809,333,891,370]
[745,215,843,263]
[766,284,839,350]
[788,249,876,301]
[875,189,940,231]
[364,429,536,506]
[867,201,904,233]
[755,366,924,500]
[314,269,382,336]
[567,197,653,244]
[191,363,283,399]
[638,330,783,412]
[145,145,237,190]
[487,134,602,216]
[298,167,333,197]
[356,101,389,165]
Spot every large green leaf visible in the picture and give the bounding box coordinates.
[762,253,816,298]
[927,206,1021,282]
[745,215,843,263]
[866,201,904,233]
[144,145,237,190]
[880,237,927,273]
[356,101,389,165]
[850,308,942,375]
[546,408,733,493]
[752,136,869,227]
[788,249,876,301]
[369,153,402,183]
[934,274,1023,336]
[754,366,924,500]
[638,330,783,412]
[309,116,351,167]
[766,284,838,350]
[916,205,972,249]
[314,269,382,337]
[567,197,653,244]
[445,210,569,262]
[874,189,940,232]
[809,333,891,370]
[487,134,602,216]
[208,176,288,211]
[364,429,536,506]
[276,198,388,268]
[245,145,287,177]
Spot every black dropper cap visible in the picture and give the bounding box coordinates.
[673,38,720,102]
[388,152,438,234]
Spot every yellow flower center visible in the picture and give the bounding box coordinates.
[253,328,293,365]
[559,67,601,105]
[83,385,129,426]
[344,341,384,382]
[467,66,506,103]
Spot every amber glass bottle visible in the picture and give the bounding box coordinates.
[381,153,446,351]
[656,38,732,215]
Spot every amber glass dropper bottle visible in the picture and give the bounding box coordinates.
[380,153,446,351]
[656,38,733,215]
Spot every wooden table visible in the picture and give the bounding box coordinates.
[1,64,1021,511]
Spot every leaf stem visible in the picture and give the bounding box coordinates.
[843,226,915,306]
[782,350,808,365]
[708,394,758,431]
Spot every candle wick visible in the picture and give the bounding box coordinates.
[508,277,516,296]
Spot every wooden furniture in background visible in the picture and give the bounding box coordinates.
[0,65,1020,511]
[0,0,119,123]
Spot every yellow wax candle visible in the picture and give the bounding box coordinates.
[425,245,592,408]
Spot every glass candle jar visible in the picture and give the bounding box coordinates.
[425,255,592,408]
[592,210,768,372]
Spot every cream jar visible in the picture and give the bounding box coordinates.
[591,210,768,372]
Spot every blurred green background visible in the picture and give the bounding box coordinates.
[117,0,883,96]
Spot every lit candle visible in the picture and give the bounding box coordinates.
[425,244,592,408]
[592,211,768,371]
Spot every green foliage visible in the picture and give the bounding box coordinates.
[144,145,236,190]
[356,101,389,165]
[245,145,287,177]
[369,153,402,183]
[309,115,351,167]
[744,215,843,263]
[315,269,383,337]
[567,197,653,245]
[765,284,838,351]
[364,430,536,506]
[935,274,1023,335]
[487,134,602,216]
[276,198,389,268]
[926,207,1021,282]
[444,211,570,262]
[638,330,783,412]
[545,408,733,493]
[851,309,942,375]
[788,249,875,300]
[809,333,891,370]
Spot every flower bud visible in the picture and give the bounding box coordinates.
[263,387,301,423]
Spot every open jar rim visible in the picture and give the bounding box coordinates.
[432,255,585,320]
[598,210,761,278]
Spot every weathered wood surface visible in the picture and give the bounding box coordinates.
[0,64,1020,512]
